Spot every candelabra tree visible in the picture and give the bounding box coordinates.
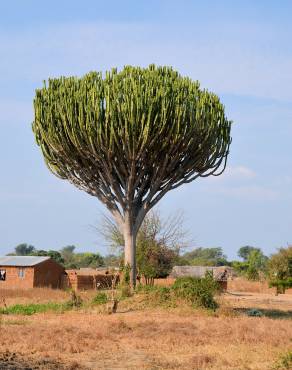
[32,65,232,287]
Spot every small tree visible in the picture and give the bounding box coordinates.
[245,249,267,281]
[33,65,232,287]
[232,247,267,280]
[100,210,185,283]
[268,246,292,294]
[238,246,261,261]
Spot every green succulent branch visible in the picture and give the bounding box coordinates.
[32,64,232,287]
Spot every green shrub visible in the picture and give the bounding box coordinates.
[269,278,292,294]
[172,274,219,310]
[92,292,108,305]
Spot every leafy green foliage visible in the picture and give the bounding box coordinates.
[268,246,292,294]
[92,292,108,305]
[232,248,267,280]
[0,302,68,315]
[268,246,292,280]
[178,247,228,266]
[237,246,261,261]
[172,273,219,309]
[30,250,65,265]
[32,65,232,287]
[137,240,178,281]
[245,250,268,280]
[71,253,104,269]
[100,210,183,282]
[269,278,292,294]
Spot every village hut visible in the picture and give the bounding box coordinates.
[0,256,65,289]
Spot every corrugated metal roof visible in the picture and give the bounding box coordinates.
[0,256,50,267]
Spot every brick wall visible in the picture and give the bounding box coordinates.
[63,271,116,290]
[33,259,65,288]
[0,266,34,289]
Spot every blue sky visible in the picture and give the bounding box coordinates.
[0,1,291,258]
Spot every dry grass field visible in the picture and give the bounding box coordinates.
[0,279,292,370]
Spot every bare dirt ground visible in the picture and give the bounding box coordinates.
[0,285,292,369]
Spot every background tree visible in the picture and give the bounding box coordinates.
[14,243,35,256]
[60,245,76,266]
[33,65,232,287]
[232,247,267,280]
[238,246,261,261]
[30,249,65,265]
[178,247,228,266]
[245,249,268,280]
[72,252,104,269]
[268,246,292,293]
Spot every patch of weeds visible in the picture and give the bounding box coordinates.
[92,292,108,305]
[247,308,263,317]
[273,351,292,369]
[0,302,68,315]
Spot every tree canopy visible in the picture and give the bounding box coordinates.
[32,65,232,286]
[238,246,261,261]
[178,247,228,266]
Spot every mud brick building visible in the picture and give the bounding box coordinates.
[0,256,65,289]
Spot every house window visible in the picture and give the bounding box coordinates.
[18,268,25,279]
[0,270,6,281]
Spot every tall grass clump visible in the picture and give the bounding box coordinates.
[172,273,219,309]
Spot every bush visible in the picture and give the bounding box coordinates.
[172,274,219,310]
[92,292,108,305]
[269,278,292,294]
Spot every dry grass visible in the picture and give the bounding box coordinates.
[0,287,98,307]
[228,277,292,295]
[0,308,291,369]
[0,279,292,369]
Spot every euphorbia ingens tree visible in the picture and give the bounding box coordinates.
[32,65,232,287]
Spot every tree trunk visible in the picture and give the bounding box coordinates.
[124,219,137,289]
